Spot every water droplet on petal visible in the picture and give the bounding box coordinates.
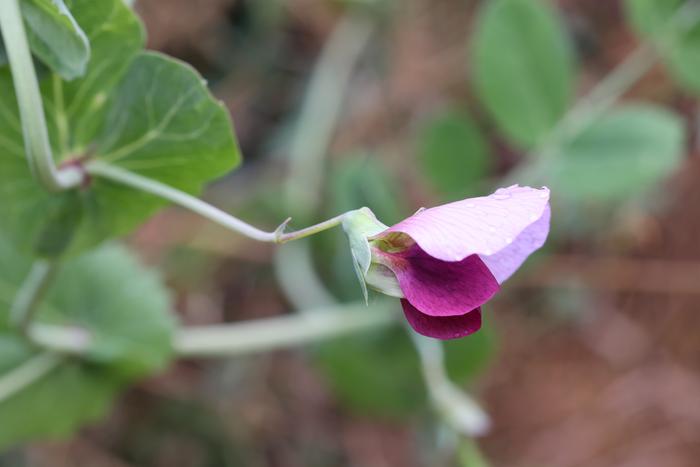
[505,237,513,244]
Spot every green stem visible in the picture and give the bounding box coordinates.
[408,328,490,436]
[533,44,657,159]
[0,352,62,404]
[86,161,344,243]
[10,260,60,334]
[175,301,398,358]
[0,0,82,191]
[28,323,92,355]
[285,13,374,218]
[26,303,396,358]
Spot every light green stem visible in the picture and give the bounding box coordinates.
[0,352,62,404]
[87,161,344,243]
[28,323,92,355]
[532,44,657,160]
[10,260,59,333]
[285,13,374,217]
[174,301,398,358]
[0,0,82,191]
[408,328,490,437]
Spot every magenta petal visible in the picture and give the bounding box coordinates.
[379,244,499,317]
[402,300,482,339]
[376,185,550,283]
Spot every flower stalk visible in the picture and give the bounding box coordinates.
[87,161,345,244]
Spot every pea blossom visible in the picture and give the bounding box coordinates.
[342,185,551,339]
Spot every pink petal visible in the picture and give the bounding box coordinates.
[376,185,550,283]
[375,243,499,317]
[402,300,482,339]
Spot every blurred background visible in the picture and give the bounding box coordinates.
[10,0,700,465]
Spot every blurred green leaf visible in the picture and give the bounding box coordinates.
[458,438,491,467]
[331,155,404,225]
[0,0,240,256]
[0,36,7,67]
[315,327,426,418]
[315,320,495,418]
[546,105,684,202]
[0,237,175,374]
[624,0,681,36]
[45,243,176,374]
[0,237,174,449]
[417,111,491,199]
[444,313,496,383]
[471,0,574,148]
[624,0,700,93]
[0,336,124,450]
[20,0,90,80]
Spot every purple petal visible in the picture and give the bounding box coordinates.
[402,300,482,339]
[375,185,550,283]
[375,243,499,317]
[480,204,551,283]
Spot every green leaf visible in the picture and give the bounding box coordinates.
[0,237,175,449]
[624,0,700,93]
[417,111,491,199]
[623,0,681,36]
[471,0,574,148]
[331,155,404,225]
[45,244,176,374]
[444,315,496,382]
[547,105,684,202]
[0,337,123,450]
[315,327,426,418]
[20,0,90,80]
[315,321,495,418]
[0,0,240,256]
[0,36,6,67]
[0,237,175,374]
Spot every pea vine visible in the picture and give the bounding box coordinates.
[0,0,402,447]
[0,0,696,453]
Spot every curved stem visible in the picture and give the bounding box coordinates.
[25,303,396,358]
[0,352,62,404]
[10,260,60,334]
[86,161,344,243]
[174,301,398,358]
[285,13,374,218]
[408,328,491,437]
[0,0,82,191]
